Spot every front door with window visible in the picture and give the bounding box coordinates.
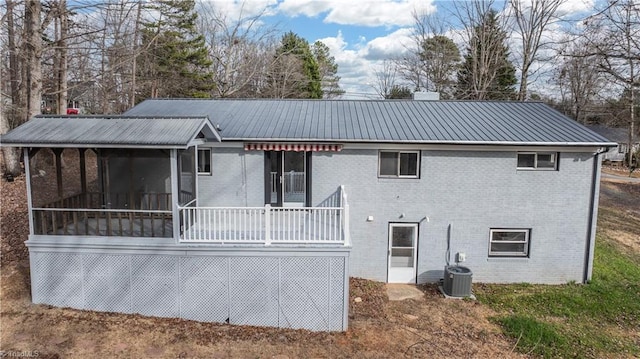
[267,151,308,207]
[388,223,418,283]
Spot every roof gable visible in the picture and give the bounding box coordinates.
[1,116,220,148]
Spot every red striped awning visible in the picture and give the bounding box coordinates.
[244,143,343,152]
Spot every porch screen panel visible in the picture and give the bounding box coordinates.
[178,147,196,205]
[104,149,171,210]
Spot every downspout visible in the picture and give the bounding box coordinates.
[583,147,608,283]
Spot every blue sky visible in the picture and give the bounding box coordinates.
[204,0,596,99]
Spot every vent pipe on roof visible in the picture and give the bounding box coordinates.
[413,91,440,101]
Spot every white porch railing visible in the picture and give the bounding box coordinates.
[179,186,350,246]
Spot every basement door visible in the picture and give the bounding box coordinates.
[388,223,418,283]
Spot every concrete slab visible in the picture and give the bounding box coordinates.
[386,284,425,301]
[437,285,476,300]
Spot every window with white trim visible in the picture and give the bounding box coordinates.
[197,148,211,175]
[517,152,558,170]
[378,151,420,178]
[489,229,530,257]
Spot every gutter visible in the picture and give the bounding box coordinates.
[583,147,608,283]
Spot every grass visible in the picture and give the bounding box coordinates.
[476,211,640,358]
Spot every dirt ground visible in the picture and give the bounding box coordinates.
[2,174,638,358]
[0,175,527,358]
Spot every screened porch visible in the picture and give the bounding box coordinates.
[27,147,195,238]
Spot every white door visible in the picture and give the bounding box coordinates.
[388,223,418,283]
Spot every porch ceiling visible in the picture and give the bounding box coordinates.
[1,116,221,149]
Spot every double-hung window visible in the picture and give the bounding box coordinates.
[517,152,558,170]
[197,148,211,175]
[378,151,420,178]
[489,229,530,257]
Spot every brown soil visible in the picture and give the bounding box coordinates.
[598,180,640,254]
[0,174,526,358]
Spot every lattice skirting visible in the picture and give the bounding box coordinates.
[29,248,349,331]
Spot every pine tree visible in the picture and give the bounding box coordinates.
[456,10,517,100]
[139,0,213,99]
[312,41,344,98]
[419,35,460,99]
[268,32,322,99]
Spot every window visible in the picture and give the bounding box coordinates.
[379,151,420,178]
[517,152,557,170]
[197,148,211,175]
[618,144,627,154]
[489,229,530,257]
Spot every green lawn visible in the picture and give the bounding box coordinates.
[476,230,640,358]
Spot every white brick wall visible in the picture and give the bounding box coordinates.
[198,148,264,207]
[199,148,597,284]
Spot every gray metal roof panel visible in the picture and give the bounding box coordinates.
[585,125,633,144]
[123,99,616,146]
[1,116,214,148]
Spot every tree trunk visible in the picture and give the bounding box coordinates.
[0,42,22,176]
[130,1,142,108]
[56,0,69,115]
[25,0,43,121]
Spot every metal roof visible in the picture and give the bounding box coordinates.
[585,125,635,144]
[1,116,220,148]
[124,99,615,147]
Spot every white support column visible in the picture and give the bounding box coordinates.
[194,145,198,207]
[171,149,180,243]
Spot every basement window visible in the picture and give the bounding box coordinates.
[489,229,530,257]
[517,152,558,170]
[197,148,211,175]
[378,151,420,178]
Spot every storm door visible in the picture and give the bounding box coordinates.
[388,223,419,283]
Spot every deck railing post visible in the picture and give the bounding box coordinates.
[340,186,350,246]
[264,204,271,246]
[343,202,351,246]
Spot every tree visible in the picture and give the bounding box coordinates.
[312,41,344,98]
[387,85,413,99]
[372,60,400,99]
[456,5,517,100]
[1,3,21,176]
[267,32,322,98]
[582,0,639,168]
[509,0,563,101]
[24,0,44,119]
[139,0,213,98]
[419,35,461,98]
[554,40,605,124]
[198,2,278,98]
[397,10,451,94]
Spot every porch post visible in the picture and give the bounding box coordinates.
[24,148,34,235]
[170,149,180,243]
[79,148,87,194]
[53,148,64,198]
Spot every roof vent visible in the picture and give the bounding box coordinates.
[413,91,440,101]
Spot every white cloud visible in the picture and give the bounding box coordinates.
[279,0,436,27]
[556,0,594,15]
[317,28,417,99]
[198,0,280,20]
[362,28,413,60]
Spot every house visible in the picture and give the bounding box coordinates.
[586,124,639,164]
[1,99,615,331]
